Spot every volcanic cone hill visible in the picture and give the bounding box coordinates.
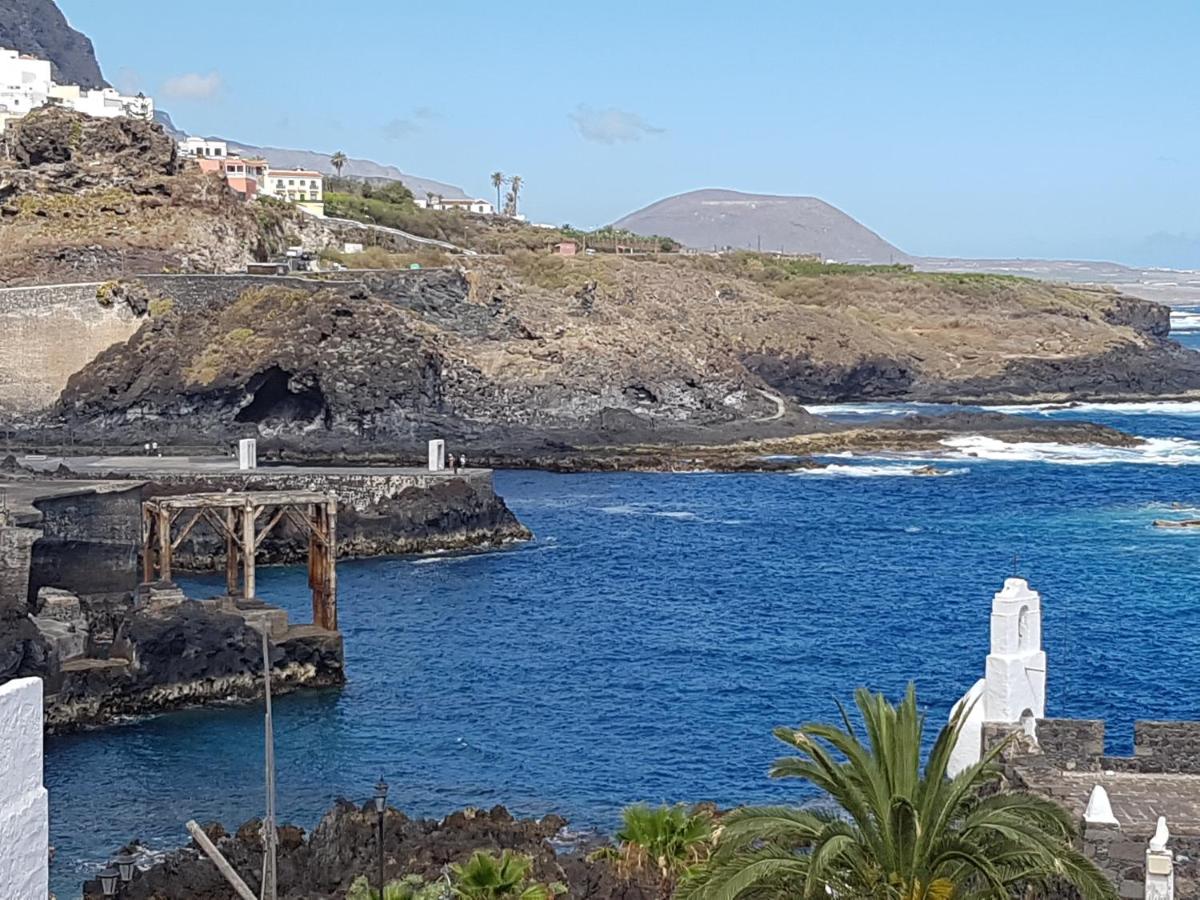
[614,189,909,263]
[49,253,1200,453]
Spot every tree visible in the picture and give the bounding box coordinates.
[331,151,347,177]
[449,850,563,900]
[591,804,712,899]
[506,175,522,216]
[681,685,1116,900]
[490,171,506,213]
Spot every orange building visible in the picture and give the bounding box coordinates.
[197,156,268,199]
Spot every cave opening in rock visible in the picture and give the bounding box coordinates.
[235,366,326,425]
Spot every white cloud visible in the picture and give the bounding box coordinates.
[569,104,664,144]
[161,71,222,100]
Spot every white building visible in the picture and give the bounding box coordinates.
[0,47,52,131]
[0,45,153,132]
[262,168,324,216]
[947,577,1047,776]
[48,84,153,121]
[414,196,494,215]
[0,677,49,900]
[179,137,229,159]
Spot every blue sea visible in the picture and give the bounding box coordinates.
[43,312,1200,896]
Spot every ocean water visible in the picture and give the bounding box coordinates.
[44,398,1200,896]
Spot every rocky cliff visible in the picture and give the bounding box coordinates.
[0,0,107,89]
[0,107,329,285]
[45,255,1200,453]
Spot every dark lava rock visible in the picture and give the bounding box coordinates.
[84,803,649,900]
[46,600,344,732]
[9,106,180,187]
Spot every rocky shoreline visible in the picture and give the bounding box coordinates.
[81,803,646,900]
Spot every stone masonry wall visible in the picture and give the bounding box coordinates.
[28,486,143,601]
[0,281,140,415]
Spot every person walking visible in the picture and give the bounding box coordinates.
[459,453,467,471]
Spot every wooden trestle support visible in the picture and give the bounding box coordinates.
[141,491,338,631]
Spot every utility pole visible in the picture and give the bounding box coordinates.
[260,630,278,900]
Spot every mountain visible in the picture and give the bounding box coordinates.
[0,0,107,88]
[615,189,909,264]
[224,141,469,200]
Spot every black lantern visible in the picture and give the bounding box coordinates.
[98,866,120,896]
[373,778,388,813]
[114,851,137,883]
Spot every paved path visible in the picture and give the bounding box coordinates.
[754,388,788,421]
[325,215,477,256]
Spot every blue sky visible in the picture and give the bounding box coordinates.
[59,1,1200,266]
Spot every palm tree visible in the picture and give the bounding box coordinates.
[330,151,347,177]
[450,850,562,900]
[681,685,1115,900]
[490,171,505,213]
[507,175,522,216]
[592,804,713,899]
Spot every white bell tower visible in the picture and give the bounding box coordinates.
[948,577,1046,776]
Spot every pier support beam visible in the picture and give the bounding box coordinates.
[141,490,339,630]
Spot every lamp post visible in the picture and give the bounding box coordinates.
[374,778,389,898]
[98,866,119,897]
[114,851,136,885]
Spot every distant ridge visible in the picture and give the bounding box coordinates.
[615,188,909,264]
[223,141,469,200]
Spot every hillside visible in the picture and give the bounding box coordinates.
[0,0,107,88]
[0,107,328,285]
[48,254,1200,453]
[615,189,909,263]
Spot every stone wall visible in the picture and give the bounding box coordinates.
[1078,825,1200,900]
[0,274,361,417]
[28,485,142,601]
[0,677,48,900]
[0,281,140,415]
[0,525,41,610]
[1131,721,1200,774]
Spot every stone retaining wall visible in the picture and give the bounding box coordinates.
[0,274,364,416]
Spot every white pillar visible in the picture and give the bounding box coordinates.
[1084,785,1119,827]
[238,438,257,471]
[1145,817,1174,900]
[428,439,446,472]
[0,677,49,900]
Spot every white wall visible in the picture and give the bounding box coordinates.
[0,677,49,900]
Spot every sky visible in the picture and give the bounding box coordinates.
[58,1,1200,266]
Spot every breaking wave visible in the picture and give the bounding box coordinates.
[791,463,969,478]
[938,435,1200,465]
[986,400,1200,417]
[1170,310,1200,332]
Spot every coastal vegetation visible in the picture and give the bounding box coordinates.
[680,685,1115,900]
[449,850,565,900]
[590,804,713,898]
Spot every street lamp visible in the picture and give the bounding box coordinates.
[114,851,137,884]
[98,866,119,896]
[374,778,389,897]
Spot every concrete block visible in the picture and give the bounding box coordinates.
[238,438,257,470]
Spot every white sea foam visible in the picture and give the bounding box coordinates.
[987,400,1200,417]
[803,403,918,417]
[1170,310,1200,332]
[651,510,699,520]
[938,435,1200,465]
[790,463,968,478]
